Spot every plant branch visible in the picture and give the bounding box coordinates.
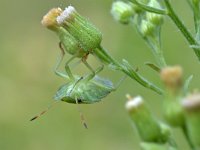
[182,125,196,150]
[130,0,167,14]
[93,46,164,95]
[163,0,200,61]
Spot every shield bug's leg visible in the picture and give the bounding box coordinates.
[82,58,101,81]
[84,65,104,81]
[54,42,69,79]
[64,55,77,80]
[59,42,78,81]
[95,64,104,74]
[75,97,88,129]
[82,58,95,76]
[69,76,84,95]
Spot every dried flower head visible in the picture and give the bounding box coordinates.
[160,66,183,91]
[41,8,62,30]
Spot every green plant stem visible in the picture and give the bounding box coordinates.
[132,0,200,61]
[144,26,167,68]
[145,37,166,68]
[192,1,200,40]
[182,125,196,150]
[93,46,163,95]
[163,0,200,61]
[130,0,167,14]
[133,15,167,68]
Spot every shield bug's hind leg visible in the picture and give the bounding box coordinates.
[82,56,104,81]
[75,97,88,129]
[82,58,95,79]
[54,42,69,79]
[84,64,104,81]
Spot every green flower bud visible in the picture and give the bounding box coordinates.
[41,8,83,57]
[56,6,102,52]
[140,20,155,37]
[57,27,84,56]
[146,0,164,25]
[160,66,183,94]
[131,0,149,13]
[182,93,200,148]
[126,95,164,142]
[140,142,168,150]
[160,123,171,142]
[163,95,185,127]
[160,66,184,127]
[111,1,134,24]
[192,0,200,6]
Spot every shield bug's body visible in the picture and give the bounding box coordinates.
[54,75,115,104]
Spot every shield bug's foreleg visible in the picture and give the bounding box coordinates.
[54,42,69,79]
[64,55,77,80]
[59,42,78,81]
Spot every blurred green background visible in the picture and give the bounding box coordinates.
[0,0,200,150]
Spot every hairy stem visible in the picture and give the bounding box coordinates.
[163,0,200,61]
[93,46,163,95]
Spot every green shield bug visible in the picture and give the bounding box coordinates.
[54,75,115,104]
[30,74,122,128]
[30,47,123,128]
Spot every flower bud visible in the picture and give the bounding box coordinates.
[160,66,183,93]
[140,20,155,37]
[42,8,82,56]
[131,0,149,13]
[41,8,62,31]
[56,6,102,52]
[192,0,200,6]
[163,95,185,127]
[57,27,82,56]
[140,142,168,150]
[182,93,200,148]
[146,0,164,25]
[126,95,165,142]
[160,123,171,142]
[111,1,134,24]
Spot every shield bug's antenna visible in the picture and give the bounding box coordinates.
[75,97,88,129]
[30,101,59,121]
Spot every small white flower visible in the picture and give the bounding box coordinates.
[125,96,143,111]
[56,6,76,24]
